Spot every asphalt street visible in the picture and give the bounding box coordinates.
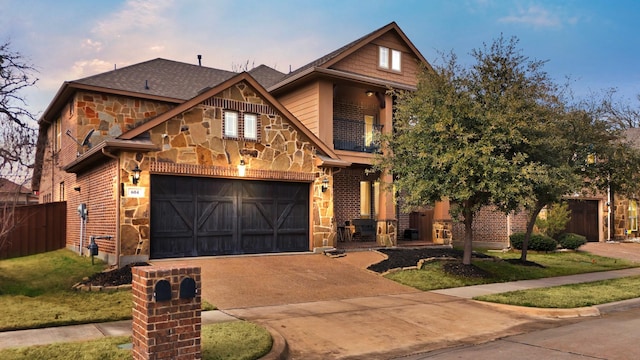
[394,306,640,360]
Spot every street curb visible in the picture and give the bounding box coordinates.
[259,325,289,360]
[473,300,600,318]
[473,297,640,319]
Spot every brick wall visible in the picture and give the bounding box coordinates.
[333,167,379,226]
[71,159,118,255]
[451,206,527,247]
[131,265,201,360]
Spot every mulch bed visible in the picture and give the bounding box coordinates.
[81,262,149,287]
[367,248,495,278]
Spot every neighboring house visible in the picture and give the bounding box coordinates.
[0,178,38,206]
[610,127,640,241]
[33,22,458,266]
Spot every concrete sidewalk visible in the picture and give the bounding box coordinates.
[0,310,237,350]
[432,267,640,299]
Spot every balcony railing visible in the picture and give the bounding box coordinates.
[333,117,382,153]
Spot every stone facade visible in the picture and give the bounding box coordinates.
[119,81,335,259]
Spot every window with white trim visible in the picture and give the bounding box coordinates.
[378,46,389,69]
[391,49,402,71]
[244,113,257,140]
[224,110,238,138]
[378,46,401,72]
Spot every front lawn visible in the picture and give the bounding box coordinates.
[475,275,640,308]
[384,250,638,291]
[0,249,131,330]
[0,321,272,360]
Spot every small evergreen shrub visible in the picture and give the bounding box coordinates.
[557,232,587,250]
[509,232,558,252]
[535,202,571,239]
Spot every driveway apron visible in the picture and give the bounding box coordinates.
[153,250,417,309]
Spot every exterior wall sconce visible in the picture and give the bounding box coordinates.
[238,159,246,177]
[132,165,142,185]
[365,90,374,97]
[322,178,330,192]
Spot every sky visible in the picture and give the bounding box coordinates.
[2,0,640,120]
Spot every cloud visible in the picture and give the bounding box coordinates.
[81,39,103,52]
[498,5,562,28]
[71,59,114,79]
[92,0,174,38]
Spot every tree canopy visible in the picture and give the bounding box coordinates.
[376,35,640,264]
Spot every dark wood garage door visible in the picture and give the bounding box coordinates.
[565,200,599,242]
[150,175,309,259]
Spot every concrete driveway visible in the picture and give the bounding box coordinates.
[582,241,640,262]
[155,250,564,359]
[154,250,418,309]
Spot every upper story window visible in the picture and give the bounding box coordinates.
[224,110,259,141]
[52,118,61,152]
[378,46,402,72]
[224,111,238,138]
[244,113,258,140]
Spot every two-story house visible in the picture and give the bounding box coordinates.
[32,22,456,267]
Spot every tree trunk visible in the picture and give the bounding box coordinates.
[463,207,474,265]
[521,204,544,263]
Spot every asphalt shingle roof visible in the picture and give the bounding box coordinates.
[73,58,238,100]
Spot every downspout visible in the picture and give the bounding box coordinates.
[102,148,121,267]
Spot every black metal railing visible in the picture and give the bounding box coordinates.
[333,117,382,153]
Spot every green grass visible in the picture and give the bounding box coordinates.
[475,275,640,308]
[0,249,132,330]
[385,250,638,291]
[0,321,272,360]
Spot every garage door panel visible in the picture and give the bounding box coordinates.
[152,235,194,258]
[151,175,309,258]
[197,235,235,256]
[197,201,235,232]
[277,234,308,252]
[241,203,274,230]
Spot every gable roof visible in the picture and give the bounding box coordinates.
[74,58,237,101]
[0,178,32,194]
[269,21,430,92]
[119,72,341,161]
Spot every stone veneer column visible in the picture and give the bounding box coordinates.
[131,265,202,360]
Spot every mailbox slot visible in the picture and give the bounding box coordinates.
[154,280,172,302]
[179,277,197,299]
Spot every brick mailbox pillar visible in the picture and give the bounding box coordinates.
[131,265,202,360]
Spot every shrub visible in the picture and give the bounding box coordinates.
[557,233,587,250]
[509,232,558,252]
[535,202,571,239]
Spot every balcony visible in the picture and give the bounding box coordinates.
[333,117,382,153]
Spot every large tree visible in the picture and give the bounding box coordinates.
[0,41,38,250]
[378,36,553,265]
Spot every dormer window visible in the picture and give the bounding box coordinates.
[379,46,402,72]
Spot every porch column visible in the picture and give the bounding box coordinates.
[376,94,397,246]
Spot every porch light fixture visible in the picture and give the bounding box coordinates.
[132,165,142,185]
[322,178,330,192]
[365,90,375,97]
[238,159,246,177]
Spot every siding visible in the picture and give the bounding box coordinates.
[331,32,420,87]
[278,81,320,136]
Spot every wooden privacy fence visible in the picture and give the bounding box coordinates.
[0,202,66,260]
